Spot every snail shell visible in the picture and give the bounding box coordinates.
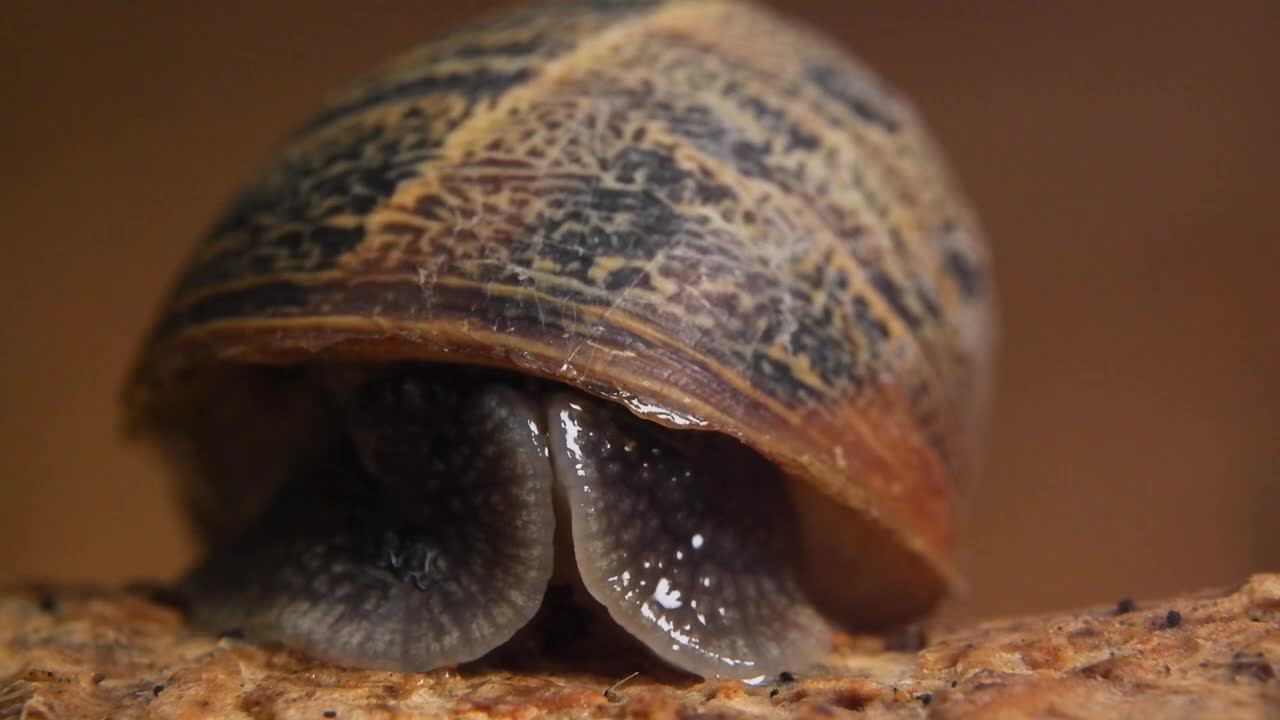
[127,0,994,680]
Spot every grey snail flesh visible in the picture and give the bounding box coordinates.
[179,369,831,680]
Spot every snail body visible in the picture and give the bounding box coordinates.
[128,0,993,680]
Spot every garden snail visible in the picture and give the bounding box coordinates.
[126,0,993,681]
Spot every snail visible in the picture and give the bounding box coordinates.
[125,0,993,681]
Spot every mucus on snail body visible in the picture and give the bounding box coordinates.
[126,0,993,680]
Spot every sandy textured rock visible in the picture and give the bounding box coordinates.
[1,576,1278,719]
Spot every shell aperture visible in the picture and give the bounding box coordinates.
[179,373,832,678]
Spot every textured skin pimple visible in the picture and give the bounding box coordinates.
[129,0,994,636]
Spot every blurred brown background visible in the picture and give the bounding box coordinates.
[2,1,1277,620]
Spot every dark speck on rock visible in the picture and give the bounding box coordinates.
[1165,610,1183,628]
[778,671,796,683]
[1114,597,1137,615]
[37,595,58,613]
[603,672,638,702]
[917,692,933,706]
[153,684,165,696]
[1230,651,1277,682]
[324,712,337,719]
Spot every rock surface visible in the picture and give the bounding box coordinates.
[2,575,1278,719]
